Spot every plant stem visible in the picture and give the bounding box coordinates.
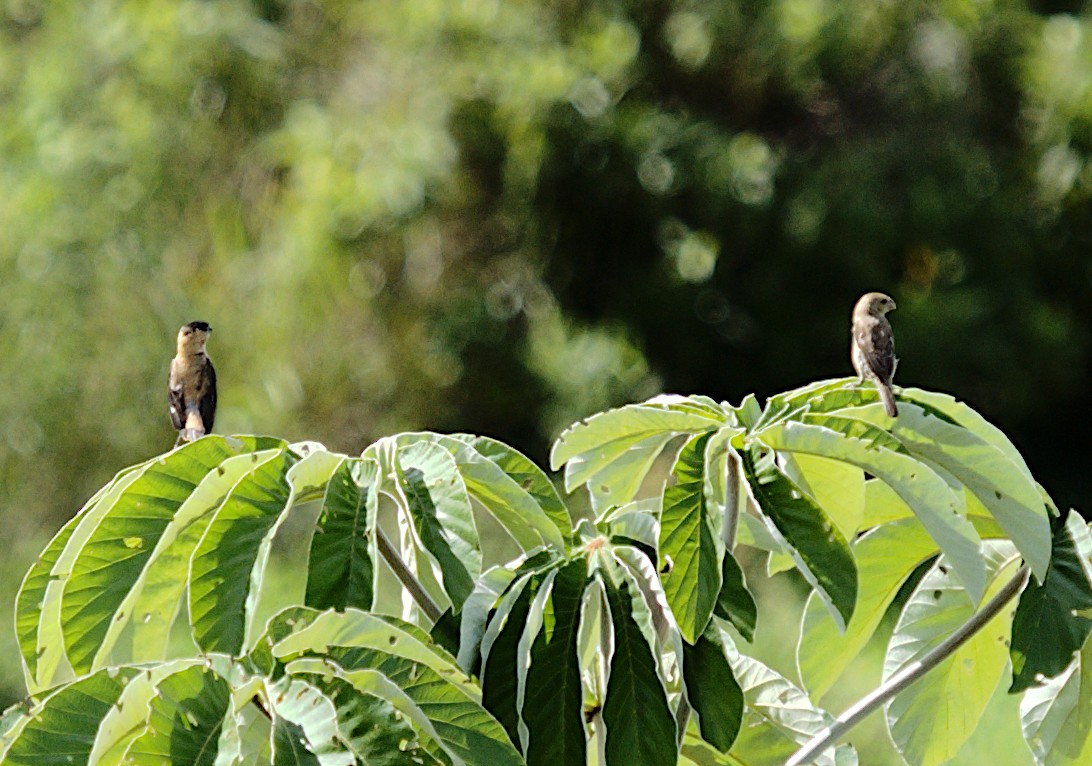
[722,451,740,551]
[374,526,444,623]
[786,562,1030,766]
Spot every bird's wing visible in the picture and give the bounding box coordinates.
[199,358,217,433]
[168,364,186,430]
[855,318,896,382]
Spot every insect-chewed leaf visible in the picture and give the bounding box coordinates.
[885,542,1022,766]
[1010,511,1092,693]
[757,419,987,604]
[306,457,377,612]
[600,568,678,766]
[741,448,857,630]
[522,559,588,766]
[550,396,725,512]
[659,432,723,644]
[267,677,351,766]
[58,437,287,674]
[122,665,232,766]
[797,519,938,697]
[829,402,1052,583]
[190,448,298,655]
[1020,638,1092,766]
[0,666,141,764]
[682,626,743,753]
[397,440,480,611]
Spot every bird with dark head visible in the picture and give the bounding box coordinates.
[851,292,898,417]
[169,321,217,445]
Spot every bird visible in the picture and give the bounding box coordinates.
[169,321,217,445]
[851,292,898,417]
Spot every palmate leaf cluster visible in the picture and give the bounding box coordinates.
[5,380,1092,765]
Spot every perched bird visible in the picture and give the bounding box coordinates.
[851,292,898,417]
[169,321,217,444]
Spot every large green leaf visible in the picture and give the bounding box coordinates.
[454,434,573,542]
[1011,511,1092,693]
[61,437,284,673]
[833,401,1051,582]
[305,457,377,611]
[123,665,231,766]
[659,432,722,644]
[97,446,292,671]
[291,673,447,766]
[741,449,857,630]
[758,419,986,603]
[190,448,298,654]
[884,542,1022,766]
[0,667,140,765]
[267,677,348,766]
[600,569,677,766]
[17,462,151,690]
[397,440,480,611]
[777,452,864,541]
[480,573,538,745]
[550,396,725,511]
[1020,638,1092,766]
[682,626,743,753]
[522,559,588,766]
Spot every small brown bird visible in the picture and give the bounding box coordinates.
[169,321,217,444]
[851,292,898,417]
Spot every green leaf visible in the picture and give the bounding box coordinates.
[123,665,231,766]
[721,628,856,766]
[480,574,537,745]
[885,542,1022,766]
[0,667,140,766]
[777,452,864,541]
[523,559,588,766]
[600,569,677,766]
[272,717,321,766]
[758,419,986,603]
[397,440,480,611]
[15,513,80,690]
[714,551,756,642]
[268,677,348,766]
[305,457,377,611]
[1020,638,1092,766]
[797,519,939,697]
[550,397,724,511]
[837,401,1052,583]
[659,432,722,644]
[292,673,447,766]
[61,437,284,673]
[1011,511,1092,693]
[455,434,573,542]
[682,627,743,753]
[740,448,857,630]
[190,448,298,654]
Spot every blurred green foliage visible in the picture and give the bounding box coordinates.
[0,1,1089,758]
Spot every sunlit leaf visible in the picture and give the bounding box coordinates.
[885,542,1022,766]
[741,448,856,629]
[758,418,986,603]
[305,457,377,612]
[659,432,722,644]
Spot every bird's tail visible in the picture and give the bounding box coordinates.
[877,382,898,417]
[182,410,206,442]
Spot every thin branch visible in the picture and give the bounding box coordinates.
[786,562,1030,766]
[374,526,444,623]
